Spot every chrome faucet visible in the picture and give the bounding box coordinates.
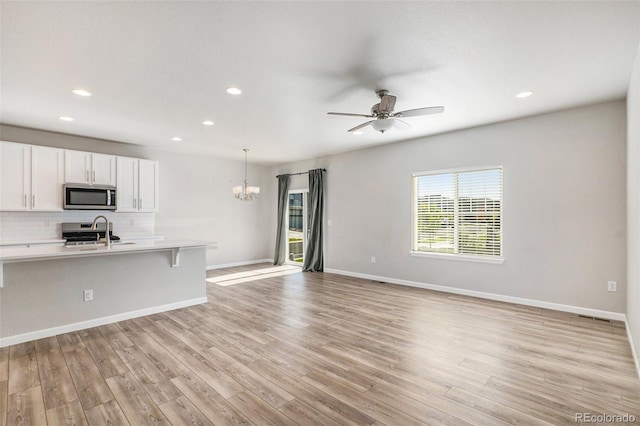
[91,215,111,249]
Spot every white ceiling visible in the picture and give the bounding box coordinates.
[1,1,639,165]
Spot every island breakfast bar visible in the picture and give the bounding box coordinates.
[0,241,207,347]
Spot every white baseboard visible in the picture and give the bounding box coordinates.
[206,259,273,270]
[324,268,626,322]
[625,317,640,379]
[0,297,208,348]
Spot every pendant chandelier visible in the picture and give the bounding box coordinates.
[233,148,260,201]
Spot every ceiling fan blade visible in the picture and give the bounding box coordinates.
[347,121,373,133]
[395,106,445,118]
[393,118,411,130]
[378,95,397,113]
[328,112,374,118]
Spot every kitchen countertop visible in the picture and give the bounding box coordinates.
[0,239,66,247]
[0,239,206,263]
[0,236,165,248]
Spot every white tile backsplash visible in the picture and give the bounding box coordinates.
[0,211,155,242]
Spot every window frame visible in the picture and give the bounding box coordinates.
[410,165,504,264]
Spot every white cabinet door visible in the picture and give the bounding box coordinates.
[0,141,31,210]
[92,153,116,186]
[116,157,139,212]
[65,151,115,185]
[65,150,91,184]
[31,146,64,211]
[138,160,158,212]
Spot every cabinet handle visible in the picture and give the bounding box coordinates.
[24,194,27,207]
[32,194,35,208]
[93,170,96,183]
[86,170,89,182]
[140,198,143,209]
[134,198,137,209]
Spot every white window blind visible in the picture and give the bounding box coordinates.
[412,166,503,259]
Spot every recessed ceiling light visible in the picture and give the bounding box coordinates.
[515,91,533,98]
[172,137,182,141]
[226,87,242,95]
[352,130,364,135]
[59,116,74,121]
[72,89,92,97]
[202,120,215,126]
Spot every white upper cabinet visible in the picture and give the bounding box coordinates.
[116,156,139,212]
[65,150,116,186]
[116,157,158,212]
[0,141,31,210]
[92,153,117,186]
[2,142,158,213]
[31,146,65,211]
[0,141,64,211]
[139,159,159,212]
[64,150,90,184]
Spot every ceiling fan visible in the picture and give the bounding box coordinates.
[328,90,444,133]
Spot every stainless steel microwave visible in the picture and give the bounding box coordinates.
[63,184,117,210]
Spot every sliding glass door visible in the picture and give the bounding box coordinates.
[286,191,307,265]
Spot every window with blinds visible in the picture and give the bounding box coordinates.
[412,166,503,260]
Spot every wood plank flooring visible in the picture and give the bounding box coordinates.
[1,263,639,425]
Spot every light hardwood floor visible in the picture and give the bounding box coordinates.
[1,263,639,425]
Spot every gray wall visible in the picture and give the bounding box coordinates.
[627,41,640,371]
[0,125,273,266]
[150,149,272,266]
[270,101,628,313]
[1,247,206,341]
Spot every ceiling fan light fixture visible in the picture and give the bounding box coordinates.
[329,90,444,134]
[371,118,394,133]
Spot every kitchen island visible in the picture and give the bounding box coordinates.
[0,240,207,347]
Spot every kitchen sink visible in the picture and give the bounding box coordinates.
[64,244,106,249]
[63,241,136,250]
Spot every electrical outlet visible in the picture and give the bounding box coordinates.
[371,256,376,264]
[607,281,617,292]
[83,289,94,302]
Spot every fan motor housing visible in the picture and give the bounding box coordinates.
[371,103,391,118]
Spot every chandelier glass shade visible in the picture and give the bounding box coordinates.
[233,149,260,201]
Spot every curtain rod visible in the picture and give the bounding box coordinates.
[276,168,326,178]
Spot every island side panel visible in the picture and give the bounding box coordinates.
[0,246,206,343]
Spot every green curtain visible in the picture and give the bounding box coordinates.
[302,169,325,272]
[273,174,290,265]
